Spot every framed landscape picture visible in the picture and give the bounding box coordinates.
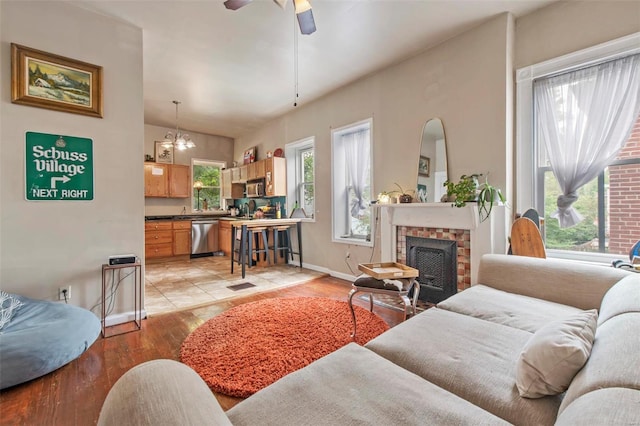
[154,141,174,164]
[11,43,103,118]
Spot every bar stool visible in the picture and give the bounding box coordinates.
[233,226,270,269]
[271,225,294,264]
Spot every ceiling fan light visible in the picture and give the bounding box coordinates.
[293,0,311,14]
[186,140,195,149]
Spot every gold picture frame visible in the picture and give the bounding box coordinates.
[154,141,174,164]
[11,43,103,118]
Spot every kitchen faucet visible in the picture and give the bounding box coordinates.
[244,202,250,217]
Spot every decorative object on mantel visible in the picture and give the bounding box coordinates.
[444,174,506,222]
[393,183,414,203]
[162,100,195,151]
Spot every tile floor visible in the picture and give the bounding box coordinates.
[144,255,326,315]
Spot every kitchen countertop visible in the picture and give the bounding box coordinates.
[145,212,231,221]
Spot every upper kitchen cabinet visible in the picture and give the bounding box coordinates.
[144,162,191,198]
[247,159,266,181]
[265,157,286,197]
[221,168,244,199]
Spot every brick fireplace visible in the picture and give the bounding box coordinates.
[377,203,508,290]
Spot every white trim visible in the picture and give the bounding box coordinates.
[190,158,226,211]
[285,136,316,222]
[331,118,374,247]
[516,32,640,261]
[516,32,640,212]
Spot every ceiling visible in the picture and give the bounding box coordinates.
[74,0,554,139]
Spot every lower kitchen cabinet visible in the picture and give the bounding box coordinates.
[145,220,192,259]
[218,220,232,256]
[172,220,192,255]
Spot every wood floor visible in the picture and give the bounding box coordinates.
[0,276,405,426]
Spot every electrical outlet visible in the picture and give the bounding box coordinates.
[58,286,71,301]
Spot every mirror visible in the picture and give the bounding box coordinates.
[416,118,448,203]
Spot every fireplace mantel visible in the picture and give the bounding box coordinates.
[376,203,508,284]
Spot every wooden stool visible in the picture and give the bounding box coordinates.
[233,226,270,269]
[271,225,293,263]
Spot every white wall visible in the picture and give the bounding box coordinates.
[143,124,234,216]
[235,13,514,276]
[0,2,144,318]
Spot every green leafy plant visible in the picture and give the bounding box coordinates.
[444,174,506,222]
[393,183,414,203]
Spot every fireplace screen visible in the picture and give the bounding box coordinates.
[406,236,457,303]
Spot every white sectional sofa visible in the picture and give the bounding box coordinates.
[98,254,640,425]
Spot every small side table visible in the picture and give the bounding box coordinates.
[101,262,142,338]
[348,262,420,339]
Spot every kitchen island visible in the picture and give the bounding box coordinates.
[229,218,302,278]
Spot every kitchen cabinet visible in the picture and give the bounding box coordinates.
[144,163,169,197]
[265,157,286,197]
[145,221,173,258]
[145,220,192,259]
[219,220,232,256]
[169,165,191,198]
[221,169,244,199]
[231,166,248,183]
[144,162,190,198]
[172,220,192,255]
[247,160,266,181]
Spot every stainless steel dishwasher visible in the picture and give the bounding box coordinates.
[191,220,219,257]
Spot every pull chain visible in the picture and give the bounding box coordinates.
[293,11,299,107]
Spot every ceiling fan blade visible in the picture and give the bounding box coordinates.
[223,0,253,10]
[273,0,288,10]
[296,9,316,35]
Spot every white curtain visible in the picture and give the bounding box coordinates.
[534,53,640,228]
[344,129,370,218]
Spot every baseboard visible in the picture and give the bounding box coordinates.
[298,260,357,283]
[104,309,147,327]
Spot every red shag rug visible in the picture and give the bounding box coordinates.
[180,297,389,398]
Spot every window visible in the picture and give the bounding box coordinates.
[191,159,225,211]
[517,34,640,262]
[285,137,315,219]
[331,119,373,246]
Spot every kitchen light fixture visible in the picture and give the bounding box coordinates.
[162,100,195,151]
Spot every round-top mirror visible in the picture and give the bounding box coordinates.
[416,118,448,202]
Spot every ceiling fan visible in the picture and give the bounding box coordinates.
[223,0,317,35]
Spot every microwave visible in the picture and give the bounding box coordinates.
[246,182,264,198]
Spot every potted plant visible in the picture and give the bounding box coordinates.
[444,174,506,222]
[393,183,414,203]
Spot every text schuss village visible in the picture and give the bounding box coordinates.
[31,145,89,198]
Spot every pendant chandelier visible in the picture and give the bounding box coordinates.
[162,100,195,151]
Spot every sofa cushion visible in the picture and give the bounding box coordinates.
[477,254,630,310]
[597,275,640,326]
[365,308,561,425]
[555,388,640,425]
[559,312,640,413]
[98,359,231,426]
[516,309,597,398]
[227,343,510,426]
[437,284,582,332]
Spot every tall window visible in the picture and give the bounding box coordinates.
[517,34,640,262]
[192,159,224,211]
[286,137,315,219]
[331,119,373,245]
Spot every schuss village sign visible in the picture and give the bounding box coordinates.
[25,131,93,201]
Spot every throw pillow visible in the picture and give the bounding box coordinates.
[0,291,24,331]
[516,309,598,398]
